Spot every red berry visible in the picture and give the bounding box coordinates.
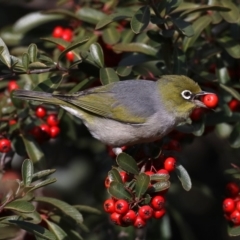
[228,99,240,112]
[115,199,129,215]
[122,210,136,224]
[164,157,176,172]
[138,205,153,220]
[8,80,19,92]
[49,126,60,138]
[57,45,65,51]
[0,139,11,153]
[191,108,205,121]
[39,124,50,141]
[119,171,129,183]
[66,51,74,62]
[202,94,218,108]
[35,106,47,118]
[236,201,240,212]
[145,171,154,176]
[157,169,169,175]
[151,195,165,210]
[105,176,111,188]
[47,114,59,126]
[134,216,146,228]
[62,28,73,42]
[230,210,240,224]
[103,199,115,213]
[9,119,17,125]
[226,182,239,198]
[52,26,63,38]
[223,198,235,213]
[110,212,122,225]
[153,209,166,219]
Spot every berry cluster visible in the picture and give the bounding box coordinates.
[103,155,177,228]
[52,26,74,62]
[30,106,60,143]
[223,182,240,226]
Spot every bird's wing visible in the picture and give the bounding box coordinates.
[53,81,157,124]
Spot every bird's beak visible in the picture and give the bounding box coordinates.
[192,91,211,108]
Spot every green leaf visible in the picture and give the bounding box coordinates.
[217,37,240,59]
[21,159,33,186]
[28,62,48,69]
[131,6,150,34]
[135,173,150,199]
[19,211,42,224]
[58,37,89,61]
[69,78,96,93]
[22,53,30,70]
[74,205,101,215]
[43,9,81,21]
[76,7,106,25]
[172,18,194,37]
[45,219,70,240]
[21,134,45,166]
[28,178,57,192]
[100,68,119,85]
[116,152,139,175]
[116,66,132,76]
[228,225,240,236]
[150,181,170,193]
[34,75,63,93]
[216,66,230,84]
[220,84,240,101]
[102,26,121,45]
[229,122,240,148]
[183,15,212,51]
[96,12,132,29]
[0,37,11,67]
[41,37,70,52]
[112,43,158,56]
[108,169,122,183]
[28,44,37,63]
[32,169,56,182]
[220,0,240,23]
[108,182,132,200]
[175,164,192,191]
[5,200,35,213]
[150,173,170,181]
[89,43,104,68]
[13,12,64,34]
[9,220,56,240]
[34,197,83,225]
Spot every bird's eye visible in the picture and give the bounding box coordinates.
[181,90,192,100]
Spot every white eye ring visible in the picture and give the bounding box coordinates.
[181,90,192,100]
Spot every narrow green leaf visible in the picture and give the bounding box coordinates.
[112,43,158,56]
[131,6,150,34]
[34,75,63,93]
[95,13,132,30]
[150,181,170,192]
[220,0,240,23]
[100,68,119,85]
[28,44,37,63]
[28,62,48,69]
[217,37,240,59]
[183,15,212,51]
[43,9,82,21]
[9,220,56,240]
[102,27,121,45]
[116,66,132,76]
[21,134,45,165]
[76,7,106,25]
[45,219,70,240]
[150,173,170,181]
[116,152,139,175]
[172,18,194,37]
[135,173,150,199]
[28,178,57,192]
[22,53,29,70]
[216,66,230,84]
[64,229,83,240]
[13,12,64,34]
[89,43,104,68]
[0,37,11,67]
[34,197,83,225]
[220,84,240,101]
[5,200,35,213]
[19,211,42,224]
[69,78,96,93]
[32,169,56,182]
[229,122,240,148]
[74,205,101,215]
[21,159,33,186]
[108,169,122,183]
[175,164,192,191]
[228,225,240,236]
[108,182,132,200]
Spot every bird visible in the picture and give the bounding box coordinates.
[13,75,209,147]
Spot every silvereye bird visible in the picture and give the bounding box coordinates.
[13,75,209,147]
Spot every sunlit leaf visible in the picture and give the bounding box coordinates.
[76,7,106,24]
[0,37,11,67]
[100,68,119,85]
[175,163,192,191]
[5,200,35,213]
[220,0,240,23]
[21,159,33,186]
[89,43,104,68]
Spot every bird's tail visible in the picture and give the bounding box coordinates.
[13,90,63,105]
